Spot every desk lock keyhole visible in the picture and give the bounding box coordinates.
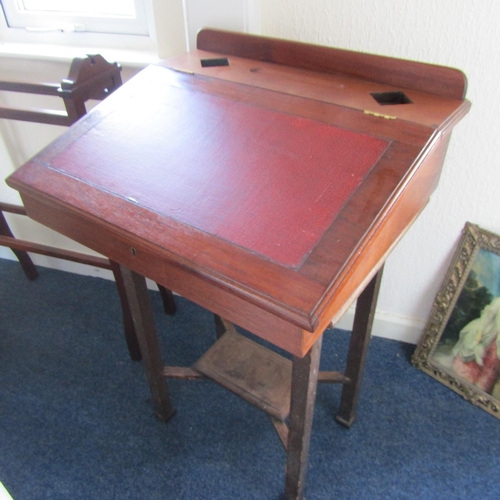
[130,247,137,256]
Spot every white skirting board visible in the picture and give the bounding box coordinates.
[333,305,425,345]
[0,253,425,345]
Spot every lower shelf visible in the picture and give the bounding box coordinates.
[194,330,292,421]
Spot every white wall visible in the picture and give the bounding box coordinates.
[261,0,500,342]
[2,1,498,344]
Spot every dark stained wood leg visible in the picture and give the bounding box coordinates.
[284,335,323,500]
[214,313,226,339]
[0,210,38,281]
[335,266,384,428]
[270,416,289,450]
[118,264,176,422]
[109,260,142,361]
[157,284,176,315]
[213,314,237,339]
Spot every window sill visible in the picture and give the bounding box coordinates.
[0,41,161,68]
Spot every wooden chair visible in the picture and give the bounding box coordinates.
[0,54,175,361]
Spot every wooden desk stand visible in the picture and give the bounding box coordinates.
[7,29,470,499]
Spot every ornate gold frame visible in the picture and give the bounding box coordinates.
[412,222,500,419]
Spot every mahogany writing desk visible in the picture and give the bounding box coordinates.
[7,30,470,499]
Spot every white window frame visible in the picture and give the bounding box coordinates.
[0,0,149,36]
[0,1,261,63]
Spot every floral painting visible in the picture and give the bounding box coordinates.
[412,223,500,419]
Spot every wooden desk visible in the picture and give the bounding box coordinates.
[7,30,470,499]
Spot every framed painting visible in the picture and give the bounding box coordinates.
[412,222,500,419]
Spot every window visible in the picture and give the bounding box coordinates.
[1,0,149,35]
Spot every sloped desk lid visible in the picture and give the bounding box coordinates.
[43,67,389,269]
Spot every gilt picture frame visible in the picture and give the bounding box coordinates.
[412,222,500,420]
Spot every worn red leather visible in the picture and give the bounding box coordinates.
[50,82,388,267]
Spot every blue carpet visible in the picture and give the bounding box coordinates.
[1,258,499,500]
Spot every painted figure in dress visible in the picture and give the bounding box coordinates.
[452,296,500,394]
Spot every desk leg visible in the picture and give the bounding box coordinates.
[335,266,384,428]
[110,260,142,361]
[284,335,323,500]
[119,265,176,422]
[157,285,177,315]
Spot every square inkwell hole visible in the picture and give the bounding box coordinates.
[200,58,230,68]
[370,91,412,105]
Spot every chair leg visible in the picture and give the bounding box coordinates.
[335,266,384,428]
[110,260,142,361]
[0,211,38,281]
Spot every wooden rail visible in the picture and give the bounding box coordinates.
[0,54,122,126]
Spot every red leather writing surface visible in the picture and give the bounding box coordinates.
[49,79,388,268]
